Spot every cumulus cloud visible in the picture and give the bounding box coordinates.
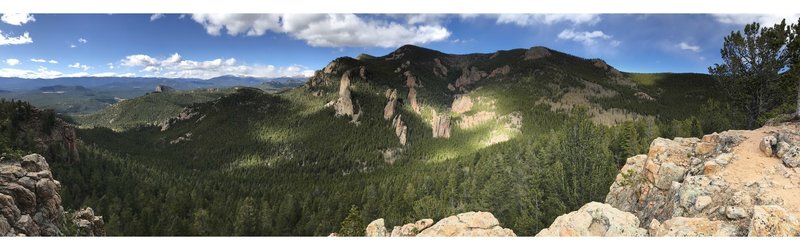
[78,38,88,44]
[713,14,800,26]
[120,52,314,79]
[678,42,701,52]
[5,58,20,66]
[0,31,33,46]
[1,13,35,26]
[68,62,92,71]
[30,58,59,64]
[497,14,601,26]
[557,29,618,47]
[150,14,165,21]
[191,14,451,48]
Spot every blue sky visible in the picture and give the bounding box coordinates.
[1,13,798,79]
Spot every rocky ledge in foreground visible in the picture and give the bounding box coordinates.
[1,154,105,236]
[538,122,800,236]
[364,211,516,237]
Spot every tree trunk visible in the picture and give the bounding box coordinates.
[796,80,800,119]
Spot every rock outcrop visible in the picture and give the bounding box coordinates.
[431,110,451,139]
[453,67,487,89]
[536,202,647,236]
[383,89,399,120]
[451,95,473,114]
[538,122,800,237]
[365,211,515,237]
[333,71,362,124]
[1,154,104,236]
[154,85,174,93]
[72,207,105,236]
[433,58,448,78]
[392,115,408,146]
[590,59,623,78]
[524,46,551,60]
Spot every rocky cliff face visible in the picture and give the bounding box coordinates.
[431,110,451,139]
[538,122,800,236]
[1,154,104,236]
[365,211,515,237]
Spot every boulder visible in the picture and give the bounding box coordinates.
[72,207,106,236]
[0,154,103,236]
[536,202,647,236]
[365,218,388,237]
[21,154,49,172]
[650,217,738,236]
[390,219,434,236]
[748,205,800,236]
[417,211,515,237]
[781,145,800,168]
[760,135,778,157]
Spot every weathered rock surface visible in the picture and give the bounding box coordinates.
[431,110,451,139]
[542,123,800,237]
[72,207,105,236]
[154,84,174,93]
[1,154,104,236]
[383,89,399,120]
[451,95,473,114]
[453,67,487,88]
[365,218,388,237]
[365,212,513,237]
[418,212,515,237]
[391,219,434,236]
[392,115,408,146]
[536,202,647,236]
[432,58,448,78]
[748,205,800,236]
[523,46,551,60]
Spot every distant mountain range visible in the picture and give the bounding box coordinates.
[0,75,308,92]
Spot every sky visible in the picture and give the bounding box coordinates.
[1,13,799,79]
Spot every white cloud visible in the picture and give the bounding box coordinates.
[0,66,64,79]
[497,14,601,26]
[191,14,451,48]
[150,14,165,21]
[68,62,92,71]
[107,63,115,69]
[30,58,59,64]
[678,42,701,52]
[78,38,87,44]
[70,44,76,48]
[121,54,159,67]
[1,13,35,26]
[0,30,33,46]
[557,29,617,47]
[5,58,20,66]
[0,66,132,79]
[120,52,314,79]
[713,14,800,26]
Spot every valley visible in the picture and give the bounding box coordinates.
[1,44,749,236]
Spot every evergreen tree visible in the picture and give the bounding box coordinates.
[234,197,258,236]
[709,20,792,128]
[338,205,363,236]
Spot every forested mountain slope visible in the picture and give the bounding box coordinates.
[51,44,740,236]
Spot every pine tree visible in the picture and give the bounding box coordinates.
[338,205,363,236]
